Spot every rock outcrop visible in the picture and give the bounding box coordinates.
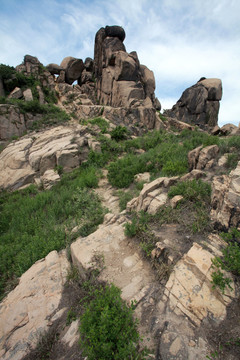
[211,161,240,230]
[0,124,97,190]
[0,250,69,360]
[167,78,222,129]
[94,25,160,110]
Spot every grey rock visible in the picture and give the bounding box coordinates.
[60,57,84,85]
[170,78,222,129]
[23,88,33,101]
[8,87,23,99]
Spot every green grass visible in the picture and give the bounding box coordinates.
[0,166,105,300]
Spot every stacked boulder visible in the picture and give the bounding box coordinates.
[94,25,160,109]
[167,77,222,129]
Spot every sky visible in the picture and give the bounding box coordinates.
[0,0,239,127]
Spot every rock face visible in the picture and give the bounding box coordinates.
[93,25,160,110]
[0,104,26,140]
[0,250,69,360]
[211,161,240,230]
[0,124,97,190]
[168,78,222,128]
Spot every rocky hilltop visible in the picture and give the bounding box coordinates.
[0,26,240,360]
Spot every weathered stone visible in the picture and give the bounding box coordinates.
[199,78,222,101]
[8,87,23,99]
[0,104,26,140]
[196,145,219,170]
[0,250,69,360]
[41,169,60,189]
[188,145,219,171]
[220,123,239,136]
[93,26,158,119]
[180,169,206,181]
[134,172,150,183]
[60,57,84,85]
[140,64,155,100]
[23,88,33,101]
[169,78,222,128]
[211,161,240,230]
[0,125,92,190]
[170,195,184,209]
[162,242,235,326]
[35,85,45,104]
[211,125,220,135]
[46,63,63,75]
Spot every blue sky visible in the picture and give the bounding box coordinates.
[0,0,239,126]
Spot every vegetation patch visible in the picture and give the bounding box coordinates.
[79,283,149,360]
[0,166,105,300]
[211,228,240,293]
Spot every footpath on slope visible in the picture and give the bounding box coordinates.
[0,168,238,360]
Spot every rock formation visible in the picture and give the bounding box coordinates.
[93,25,160,109]
[166,77,222,129]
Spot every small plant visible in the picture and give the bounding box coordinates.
[79,284,149,360]
[226,153,239,170]
[66,308,77,325]
[54,164,63,175]
[110,125,128,141]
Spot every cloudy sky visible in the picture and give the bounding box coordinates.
[0,0,239,126]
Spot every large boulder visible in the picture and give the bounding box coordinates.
[60,56,84,85]
[168,78,222,129]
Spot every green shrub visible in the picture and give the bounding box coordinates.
[79,284,148,360]
[226,153,239,170]
[110,126,128,141]
[88,117,109,134]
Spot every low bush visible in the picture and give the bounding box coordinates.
[110,125,128,141]
[168,179,211,203]
[79,284,149,359]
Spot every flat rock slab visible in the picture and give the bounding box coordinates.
[71,215,155,304]
[0,250,69,360]
[161,242,235,326]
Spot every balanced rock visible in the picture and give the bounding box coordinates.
[46,63,64,75]
[60,56,84,85]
